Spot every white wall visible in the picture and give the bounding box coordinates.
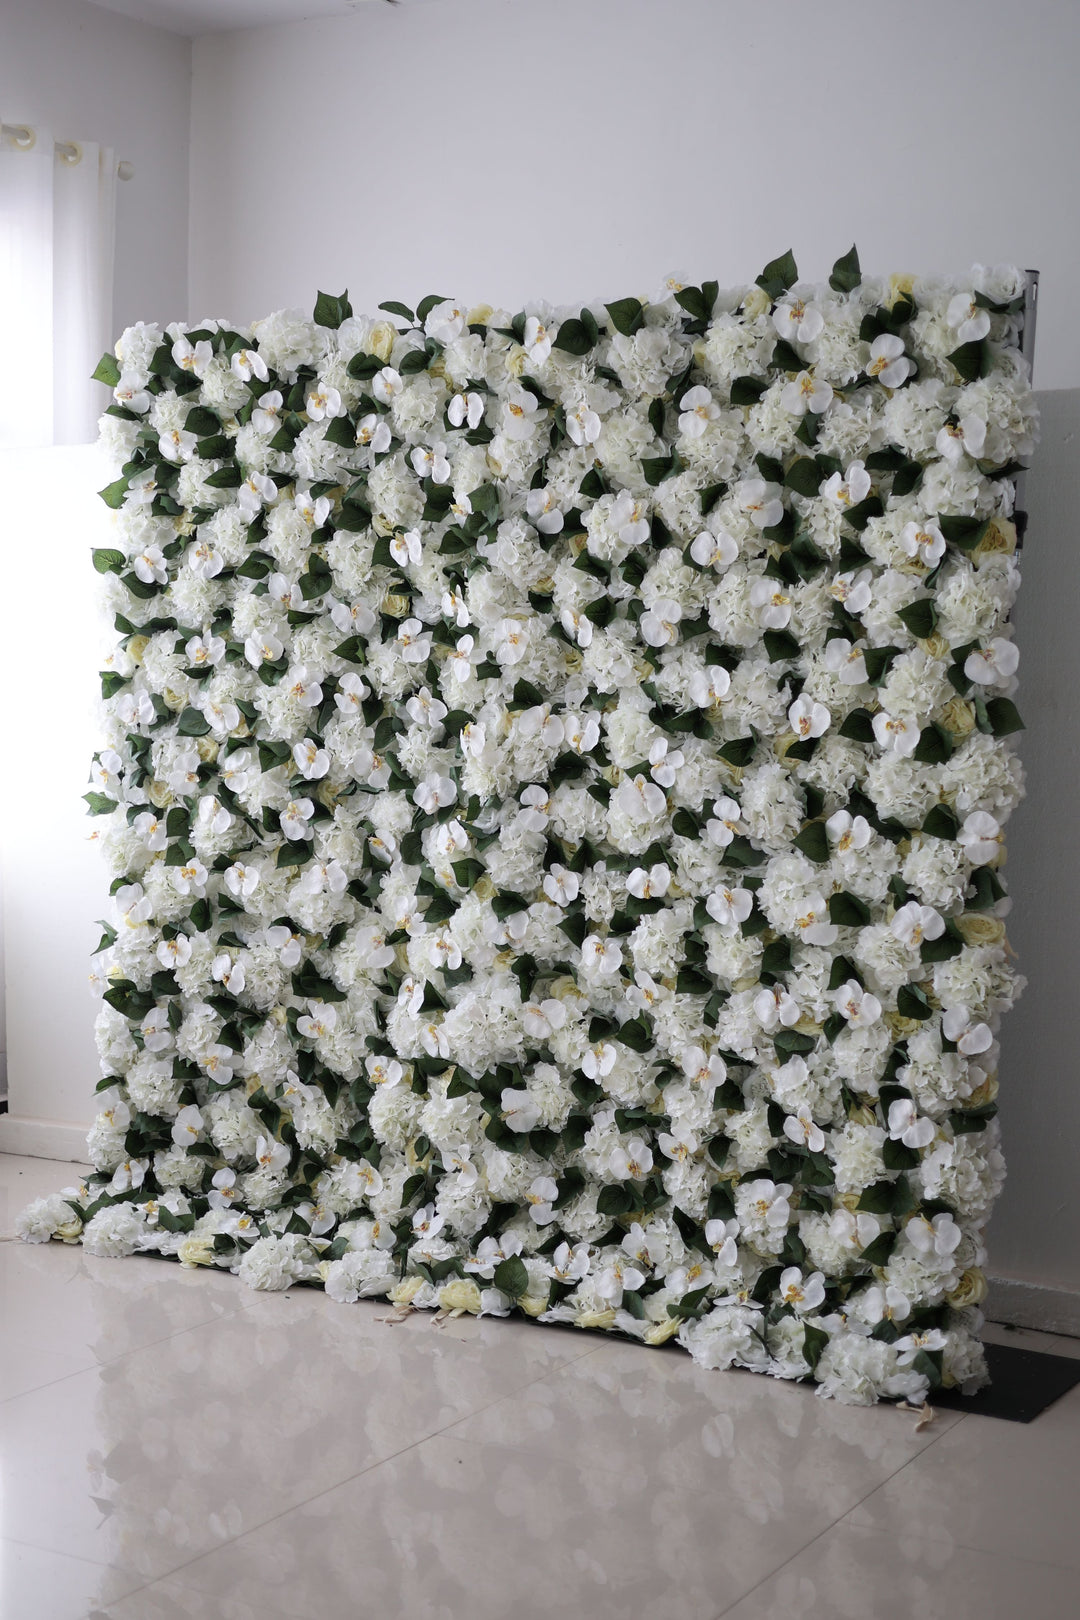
[190,0,1079,389]
[185,0,1080,1307]
[0,0,190,1152]
[0,0,191,335]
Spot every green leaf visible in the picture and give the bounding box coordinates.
[604,297,645,337]
[912,723,954,765]
[922,804,959,841]
[641,454,675,486]
[730,375,769,406]
[313,289,352,329]
[828,244,862,293]
[204,464,242,489]
[177,707,210,736]
[92,548,126,575]
[785,457,824,498]
[277,842,311,869]
[755,249,798,298]
[947,339,991,383]
[838,708,875,743]
[399,349,430,376]
[793,821,829,863]
[803,1321,830,1372]
[985,697,1024,737]
[896,598,938,640]
[378,300,415,324]
[98,478,128,509]
[596,1183,633,1217]
[859,1232,897,1267]
[829,891,871,928]
[416,293,453,323]
[83,792,117,816]
[493,1254,529,1298]
[897,983,932,1021]
[91,351,121,387]
[553,318,594,356]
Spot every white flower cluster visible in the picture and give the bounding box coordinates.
[30,254,1035,1405]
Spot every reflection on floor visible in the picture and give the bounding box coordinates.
[2,1154,1078,1620]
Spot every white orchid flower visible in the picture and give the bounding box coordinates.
[299,859,348,897]
[447,390,485,430]
[185,633,226,669]
[564,713,601,754]
[780,370,833,416]
[689,527,739,570]
[552,1241,592,1284]
[792,894,837,946]
[778,1266,826,1313]
[172,858,208,897]
[941,1005,994,1055]
[788,694,831,739]
[230,346,269,382]
[428,929,462,972]
[888,1096,935,1150]
[290,738,329,780]
[132,543,168,585]
[681,1045,728,1087]
[413,774,456,814]
[872,710,920,756]
[783,1106,826,1154]
[208,1168,240,1210]
[367,1055,403,1089]
[964,637,1019,686]
[750,577,792,629]
[372,365,403,405]
[688,665,731,706]
[754,984,802,1031]
[891,900,945,948]
[821,460,871,507]
[705,1217,740,1266]
[523,315,554,364]
[244,630,284,667]
[500,1089,540,1134]
[113,373,149,413]
[406,686,447,731]
[705,885,753,931]
[517,784,550,831]
[304,383,343,421]
[171,334,213,376]
[396,618,432,665]
[446,634,477,682]
[823,637,868,684]
[266,924,303,967]
[648,738,684,787]
[279,797,315,840]
[115,689,155,729]
[937,413,987,463]
[773,295,825,344]
[608,1137,653,1181]
[251,389,283,434]
[946,292,992,345]
[187,539,223,580]
[628,863,671,901]
[526,486,564,534]
[595,1256,646,1306]
[614,772,668,820]
[388,528,423,569]
[334,671,370,715]
[212,952,245,995]
[705,796,743,848]
[495,618,529,665]
[560,607,593,648]
[899,520,946,567]
[611,490,651,547]
[156,936,193,971]
[958,811,1002,865]
[861,1281,911,1323]
[420,1018,451,1059]
[522,999,567,1040]
[204,699,240,738]
[895,1326,949,1366]
[737,478,785,529]
[658,1124,699,1164]
[158,426,198,463]
[518,703,565,749]
[140,1008,172,1052]
[424,300,465,343]
[582,1041,618,1080]
[297,1004,338,1042]
[565,399,601,446]
[224,861,260,899]
[906,1211,965,1257]
[743,1179,793,1229]
[197,794,232,836]
[678,384,720,438]
[543,865,579,907]
[410,443,451,484]
[255,1134,291,1174]
[434,818,469,857]
[581,935,623,976]
[866,333,914,388]
[640,597,683,648]
[834,979,882,1027]
[502,384,541,440]
[171,1103,204,1148]
[133,811,168,852]
[828,568,873,613]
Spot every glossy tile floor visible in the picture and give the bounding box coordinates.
[3,1154,1079,1620]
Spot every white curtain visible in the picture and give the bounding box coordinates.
[0,126,117,447]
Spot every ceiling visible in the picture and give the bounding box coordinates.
[84,1,396,36]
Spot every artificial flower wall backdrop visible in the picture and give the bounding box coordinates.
[20,249,1037,1405]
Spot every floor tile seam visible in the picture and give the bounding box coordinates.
[0,1295,257,1409]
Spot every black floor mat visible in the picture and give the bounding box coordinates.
[932,1341,1080,1422]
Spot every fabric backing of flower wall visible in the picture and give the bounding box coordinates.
[20,249,1038,1406]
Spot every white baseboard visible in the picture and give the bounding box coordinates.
[0,1115,91,1162]
[986,1275,1080,1338]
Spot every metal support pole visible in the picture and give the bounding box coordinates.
[1014,268,1039,551]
